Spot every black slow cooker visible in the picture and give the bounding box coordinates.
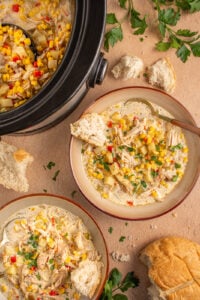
[0,0,107,135]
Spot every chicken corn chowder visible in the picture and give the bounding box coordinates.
[71,100,188,207]
[0,205,103,300]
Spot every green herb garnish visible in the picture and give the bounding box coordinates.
[170,143,183,152]
[52,170,60,181]
[100,268,139,300]
[71,190,77,198]
[108,227,114,234]
[46,161,55,170]
[119,236,126,242]
[27,234,39,249]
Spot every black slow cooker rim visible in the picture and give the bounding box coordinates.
[0,0,107,134]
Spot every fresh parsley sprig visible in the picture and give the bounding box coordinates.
[155,0,200,62]
[100,268,139,300]
[105,0,200,62]
[104,0,147,51]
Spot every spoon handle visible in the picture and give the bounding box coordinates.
[171,119,200,137]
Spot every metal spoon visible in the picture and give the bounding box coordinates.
[2,23,38,58]
[0,217,23,248]
[125,98,200,137]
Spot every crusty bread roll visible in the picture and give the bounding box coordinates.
[140,236,200,300]
[0,141,33,192]
[147,58,176,93]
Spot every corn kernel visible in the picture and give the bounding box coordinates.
[24,38,31,46]
[65,256,71,263]
[101,192,109,199]
[0,284,7,292]
[151,190,158,198]
[2,74,10,81]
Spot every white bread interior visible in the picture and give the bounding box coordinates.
[147,58,176,93]
[0,141,33,192]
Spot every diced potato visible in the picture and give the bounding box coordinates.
[105,152,113,163]
[144,169,153,183]
[111,112,121,121]
[110,162,120,175]
[6,265,17,275]
[148,143,156,153]
[48,59,57,69]
[0,97,13,108]
[140,145,147,155]
[135,139,143,148]
[104,176,115,187]
[0,84,9,96]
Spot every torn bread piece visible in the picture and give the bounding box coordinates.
[147,58,176,93]
[0,141,33,192]
[111,55,144,80]
[70,112,107,147]
[71,259,103,298]
[140,236,200,300]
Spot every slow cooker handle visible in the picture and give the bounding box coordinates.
[88,52,108,88]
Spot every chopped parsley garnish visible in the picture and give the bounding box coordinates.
[172,175,179,182]
[52,170,60,181]
[46,161,56,170]
[151,170,158,178]
[141,180,147,188]
[119,236,126,242]
[170,143,183,152]
[175,163,181,169]
[27,234,39,249]
[108,227,113,234]
[71,190,77,198]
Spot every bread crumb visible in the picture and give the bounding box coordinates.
[150,224,158,230]
[111,55,144,80]
[172,212,178,218]
[111,251,130,262]
[147,57,176,93]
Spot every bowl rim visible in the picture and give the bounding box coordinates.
[70,86,200,220]
[0,193,109,299]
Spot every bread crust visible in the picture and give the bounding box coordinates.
[140,236,200,299]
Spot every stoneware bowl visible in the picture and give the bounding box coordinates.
[70,86,200,220]
[0,193,109,299]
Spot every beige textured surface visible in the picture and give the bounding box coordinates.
[0,2,200,299]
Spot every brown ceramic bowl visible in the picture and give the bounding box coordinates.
[0,193,109,299]
[70,86,200,220]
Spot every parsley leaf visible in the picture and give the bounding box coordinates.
[104,26,123,51]
[100,268,139,300]
[190,42,200,57]
[158,8,181,26]
[130,8,148,35]
[107,13,119,24]
[176,0,200,13]
[119,0,128,9]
